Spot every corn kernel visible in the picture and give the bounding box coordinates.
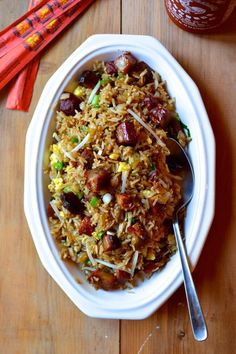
[143,190,155,198]
[129,154,140,168]
[146,249,156,260]
[52,144,61,154]
[117,162,130,172]
[88,127,96,135]
[65,165,73,173]
[59,211,65,218]
[50,153,58,165]
[73,86,85,97]
[157,191,171,204]
[147,137,152,144]
[77,252,88,263]
[109,153,119,160]
[53,177,64,191]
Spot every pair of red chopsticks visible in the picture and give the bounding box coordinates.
[0,0,94,111]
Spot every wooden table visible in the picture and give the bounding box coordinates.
[0,1,236,353]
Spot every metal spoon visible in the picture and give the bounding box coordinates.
[166,137,208,342]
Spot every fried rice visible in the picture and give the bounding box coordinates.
[46,52,189,290]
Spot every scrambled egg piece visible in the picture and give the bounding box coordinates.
[48,177,64,192]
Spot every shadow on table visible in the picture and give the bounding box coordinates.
[201,8,236,39]
[193,78,234,289]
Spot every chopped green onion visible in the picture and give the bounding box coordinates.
[150,161,156,171]
[77,191,84,200]
[131,217,137,225]
[63,186,71,193]
[90,196,99,207]
[80,126,88,132]
[73,86,85,97]
[88,80,101,104]
[91,94,100,108]
[96,231,104,240]
[100,78,110,86]
[53,161,64,170]
[70,136,79,143]
[180,121,191,138]
[143,190,155,198]
[175,113,191,138]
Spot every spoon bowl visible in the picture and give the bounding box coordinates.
[166,137,208,342]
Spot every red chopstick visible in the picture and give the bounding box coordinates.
[6,0,42,111]
[0,0,95,110]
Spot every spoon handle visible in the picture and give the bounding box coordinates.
[173,220,208,341]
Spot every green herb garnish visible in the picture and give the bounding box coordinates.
[90,196,99,207]
[175,113,191,138]
[96,231,104,240]
[150,161,156,171]
[80,126,88,132]
[70,136,79,144]
[131,217,137,225]
[91,94,100,108]
[100,78,110,86]
[77,191,84,200]
[53,161,64,170]
[180,121,191,138]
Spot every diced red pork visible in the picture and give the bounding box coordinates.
[116,193,135,211]
[114,52,137,74]
[79,217,94,236]
[78,70,100,89]
[143,261,160,274]
[131,61,153,86]
[116,121,137,146]
[105,61,117,75]
[103,234,120,252]
[60,192,84,215]
[115,270,131,284]
[81,148,94,169]
[88,269,117,290]
[47,204,56,218]
[59,93,81,116]
[127,222,148,249]
[149,104,172,129]
[85,168,110,193]
[144,95,161,110]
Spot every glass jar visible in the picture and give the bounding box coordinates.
[164,0,236,33]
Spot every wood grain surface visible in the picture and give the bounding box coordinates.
[0,1,236,353]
